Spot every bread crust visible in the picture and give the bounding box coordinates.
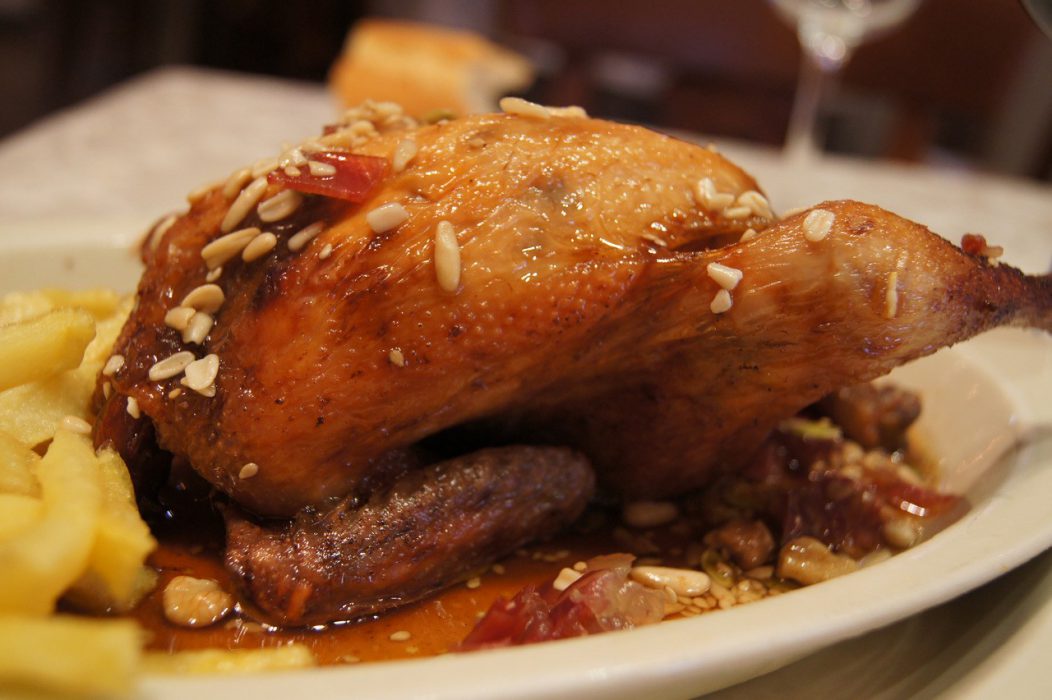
[329,19,534,117]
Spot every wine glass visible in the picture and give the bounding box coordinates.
[768,0,923,162]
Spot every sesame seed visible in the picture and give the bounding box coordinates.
[740,228,758,242]
[499,97,551,119]
[283,165,301,177]
[710,289,733,314]
[392,139,418,173]
[222,168,253,199]
[307,160,337,177]
[319,243,333,260]
[803,209,835,242]
[723,206,752,220]
[186,180,217,204]
[466,577,481,590]
[280,146,307,168]
[181,284,225,314]
[736,190,772,218]
[241,232,278,262]
[434,220,461,293]
[630,566,711,597]
[693,177,735,210]
[182,354,219,394]
[60,415,92,435]
[552,568,583,592]
[885,271,899,319]
[547,105,588,118]
[706,262,743,291]
[257,190,303,223]
[102,354,125,377]
[572,561,587,572]
[288,222,325,252]
[202,227,259,269]
[221,176,268,232]
[491,564,506,575]
[388,348,405,367]
[389,631,411,642]
[148,214,178,251]
[182,311,214,345]
[164,306,196,332]
[238,462,259,480]
[366,202,409,233]
[126,397,141,419]
[148,351,196,382]
[250,157,279,179]
[206,266,223,282]
[102,382,112,399]
[168,388,182,399]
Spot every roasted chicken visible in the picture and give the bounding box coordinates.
[94,102,1052,624]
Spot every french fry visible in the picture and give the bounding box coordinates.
[0,430,101,615]
[38,289,121,319]
[0,375,96,449]
[0,494,42,539]
[143,645,316,675]
[0,309,95,392]
[0,615,141,694]
[65,447,157,613]
[0,298,131,448]
[0,429,40,497]
[0,288,120,325]
[0,289,164,695]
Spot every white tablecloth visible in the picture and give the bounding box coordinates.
[2,66,1051,699]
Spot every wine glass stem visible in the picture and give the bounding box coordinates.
[785,53,841,163]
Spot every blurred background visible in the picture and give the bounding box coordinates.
[0,0,1049,181]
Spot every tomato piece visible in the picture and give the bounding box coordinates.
[268,152,388,202]
[459,557,664,651]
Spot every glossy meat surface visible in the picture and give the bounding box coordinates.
[500,200,1052,497]
[225,446,594,625]
[96,111,766,516]
[96,111,1052,520]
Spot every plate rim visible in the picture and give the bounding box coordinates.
[3,230,1051,700]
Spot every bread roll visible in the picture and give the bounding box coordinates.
[329,19,534,118]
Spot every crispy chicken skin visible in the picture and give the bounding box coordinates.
[500,200,1052,497]
[96,111,767,517]
[94,106,1051,623]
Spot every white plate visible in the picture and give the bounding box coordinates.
[3,220,1052,700]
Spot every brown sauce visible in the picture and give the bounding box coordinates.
[129,419,962,665]
[134,523,639,664]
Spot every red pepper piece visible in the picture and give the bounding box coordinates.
[268,152,388,202]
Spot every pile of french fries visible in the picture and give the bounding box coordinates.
[0,289,154,695]
[0,289,318,696]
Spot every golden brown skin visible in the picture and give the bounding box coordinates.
[97,113,766,516]
[96,112,1052,518]
[502,200,1052,496]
